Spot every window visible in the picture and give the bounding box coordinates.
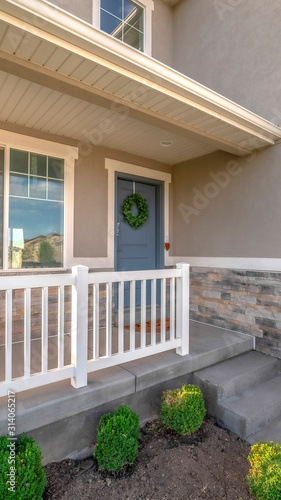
[8,149,64,269]
[100,0,144,51]
[0,131,78,272]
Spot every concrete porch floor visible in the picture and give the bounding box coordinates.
[0,320,254,464]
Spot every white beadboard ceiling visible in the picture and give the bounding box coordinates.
[0,0,281,165]
[0,70,217,164]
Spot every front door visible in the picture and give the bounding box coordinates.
[116,178,157,306]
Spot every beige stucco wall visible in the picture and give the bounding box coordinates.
[152,0,174,67]
[74,144,172,258]
[172,0,281,123]
[49,0,92,23]
[172,143,281,258]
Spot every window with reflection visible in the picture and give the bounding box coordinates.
[9,149,64,269]
[0,149,3,269]
[101,0,144,51]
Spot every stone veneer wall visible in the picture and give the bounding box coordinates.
[190,267,281,359]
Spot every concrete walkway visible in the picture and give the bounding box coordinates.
[0,321,253,463]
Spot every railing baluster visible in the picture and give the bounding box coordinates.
[176,263,190,356]
[58,285,64,369]
[93,283,99,360]
[118,281,124,354]
[151,278,156,345]
[24,288,31,378]
[176,276,182,339]
[170,277,175,340]
[42,287,48,373]
[106,282,112,357]
[161,278,166,343]
[141,280,146,348]
[130,280,135,351]
[5,290,12,383]
[71,266,88,389]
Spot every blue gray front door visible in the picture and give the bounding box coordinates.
[116,178,157,306]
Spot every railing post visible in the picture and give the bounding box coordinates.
[71,265,89,389]
[176,263,190,356]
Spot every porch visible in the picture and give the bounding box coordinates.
[0,319,253,463]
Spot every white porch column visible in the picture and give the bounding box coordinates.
[176,262,190,356]
[71,265,89,389]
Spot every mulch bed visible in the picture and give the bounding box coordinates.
[44,416,255,500]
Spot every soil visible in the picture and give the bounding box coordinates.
[44,417,255,500]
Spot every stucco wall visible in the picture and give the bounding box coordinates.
[48,0,92,23]
[172,0,281,123]
[172,143,281,258]
[152,0,174,67]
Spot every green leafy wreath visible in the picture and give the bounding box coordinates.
[122,193,149,229]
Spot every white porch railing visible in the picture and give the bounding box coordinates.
[0,263,189,397]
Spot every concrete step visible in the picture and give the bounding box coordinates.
[248,415,281,445]
[217,374,281,440]
[193,351,279,416]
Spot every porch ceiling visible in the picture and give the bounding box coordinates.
[1,0,281,165]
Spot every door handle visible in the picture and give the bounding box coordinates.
[116,222,120,236]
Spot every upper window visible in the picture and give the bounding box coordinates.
[100,0,144,51]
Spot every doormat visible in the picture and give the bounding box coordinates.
[124,318,175,333]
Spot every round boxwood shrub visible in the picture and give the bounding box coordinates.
[247,441,281,500]
[94,405,140,471]
[161,384,206,435]
[0,433,46,499]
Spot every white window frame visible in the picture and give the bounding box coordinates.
[92,0,154,55]
[0,130,78,272]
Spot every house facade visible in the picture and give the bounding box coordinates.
[0,0,281,364]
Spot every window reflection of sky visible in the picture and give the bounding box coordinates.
[10,174,28,197]
[101,0,137,20]
[30,176,46,199]
[49,180,64,201]
[101,0,143,32]
[9,198,64,241]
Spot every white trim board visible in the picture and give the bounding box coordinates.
[106,159,171,268]
[0,129,78,271]
[168,256,281,272]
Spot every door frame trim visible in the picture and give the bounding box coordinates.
[105,159,171,268]
[115,175,163,273]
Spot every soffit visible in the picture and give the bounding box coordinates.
[0,0,280,165]
[0,70,217,164]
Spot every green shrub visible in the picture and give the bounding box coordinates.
[0,433,47,499]
[247,441,281,500]
[161,384,206,435]
[94,405,140,471]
